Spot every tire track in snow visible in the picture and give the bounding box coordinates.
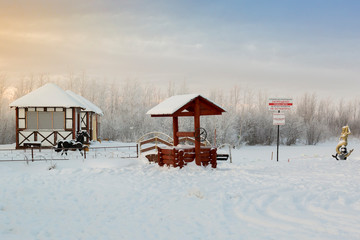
[219,162,360,239]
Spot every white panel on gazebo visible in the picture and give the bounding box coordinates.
[66,119,73,129]
[37,131,54,146]
[19,108,25,118]
[19,132,35,144]
[81,112,86,128]
[57,131,73,140]
[19,135,24,145]
[19,119,25,129]
[66,108,73,117]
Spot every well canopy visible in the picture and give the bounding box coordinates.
[147,94,226,167]
[147,94,225,117]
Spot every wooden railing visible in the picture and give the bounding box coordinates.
[137,132,211,156]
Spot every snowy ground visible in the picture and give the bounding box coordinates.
[1,141,360,240]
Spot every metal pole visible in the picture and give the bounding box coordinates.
[277,125,280,162]
[276,110,281,162]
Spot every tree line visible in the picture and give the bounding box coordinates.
[0,73,359,146]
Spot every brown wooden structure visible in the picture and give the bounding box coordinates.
[147,94,225,167]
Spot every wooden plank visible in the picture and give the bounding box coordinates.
[15,107,19,149]
[179,147,195,153]
[179,137,207,146]
[140,145,156,153]
[173,117,179,146]
[150,114,173,117]
[172,101,195,116]
[162,155,175,161]
[72,108,76,139]
[199,152,211,157]
[198,96,225,114]
[183,153,195,158]
[183,157,195,163]
[200,157,211,162]
[156,138,173,146]
[140,137,173,147]
[140,137,157,146]
[163,159,176,166]
[174,112,194,117]
[159,148,174,155]
[176,132,195,137]
[194,98,201,166]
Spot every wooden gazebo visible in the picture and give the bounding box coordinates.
[9,83,103,149]
[147,94,225,168]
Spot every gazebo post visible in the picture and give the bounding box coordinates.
[173,116,179,146]
[194,98,201,166]
[15,107,19,149]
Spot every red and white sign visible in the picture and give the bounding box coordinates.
[268,98,293,111]
[273,113,285,125]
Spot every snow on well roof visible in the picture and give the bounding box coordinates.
[9,83,86,108]
[146,94,225,115]
[66,90,103,116]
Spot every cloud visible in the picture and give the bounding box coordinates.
[0,0,360,99]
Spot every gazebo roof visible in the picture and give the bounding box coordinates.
[9,83,86,108]
[147,94,225,117]
[9,83,85,108]
[66,90,103,116]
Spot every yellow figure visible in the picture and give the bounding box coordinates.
[333,125,354,160]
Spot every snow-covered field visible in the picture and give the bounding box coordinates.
[1,141,360,240]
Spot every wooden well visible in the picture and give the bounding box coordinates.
[147,94,225,168]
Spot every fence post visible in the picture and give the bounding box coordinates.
[31,147,34,162]
[229,145,232,163]
[136,144,139,158]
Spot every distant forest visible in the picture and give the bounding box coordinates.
[1,73,359,146]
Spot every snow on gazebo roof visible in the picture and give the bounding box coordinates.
[147,94,225,116]
[66,90,103,116]
[9,83,86,109]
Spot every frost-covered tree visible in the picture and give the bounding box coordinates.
[1,73,360,145]
[280,113,303,145]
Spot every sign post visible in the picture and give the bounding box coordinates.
[268,98,293,162]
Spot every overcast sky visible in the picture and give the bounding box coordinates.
[1,0,359,98]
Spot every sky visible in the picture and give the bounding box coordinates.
[0,0,360,98]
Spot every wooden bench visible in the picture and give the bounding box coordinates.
[23,141,41,148]
[23,141,42,162]
[217,154,229,161]
[157,146,217,168]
